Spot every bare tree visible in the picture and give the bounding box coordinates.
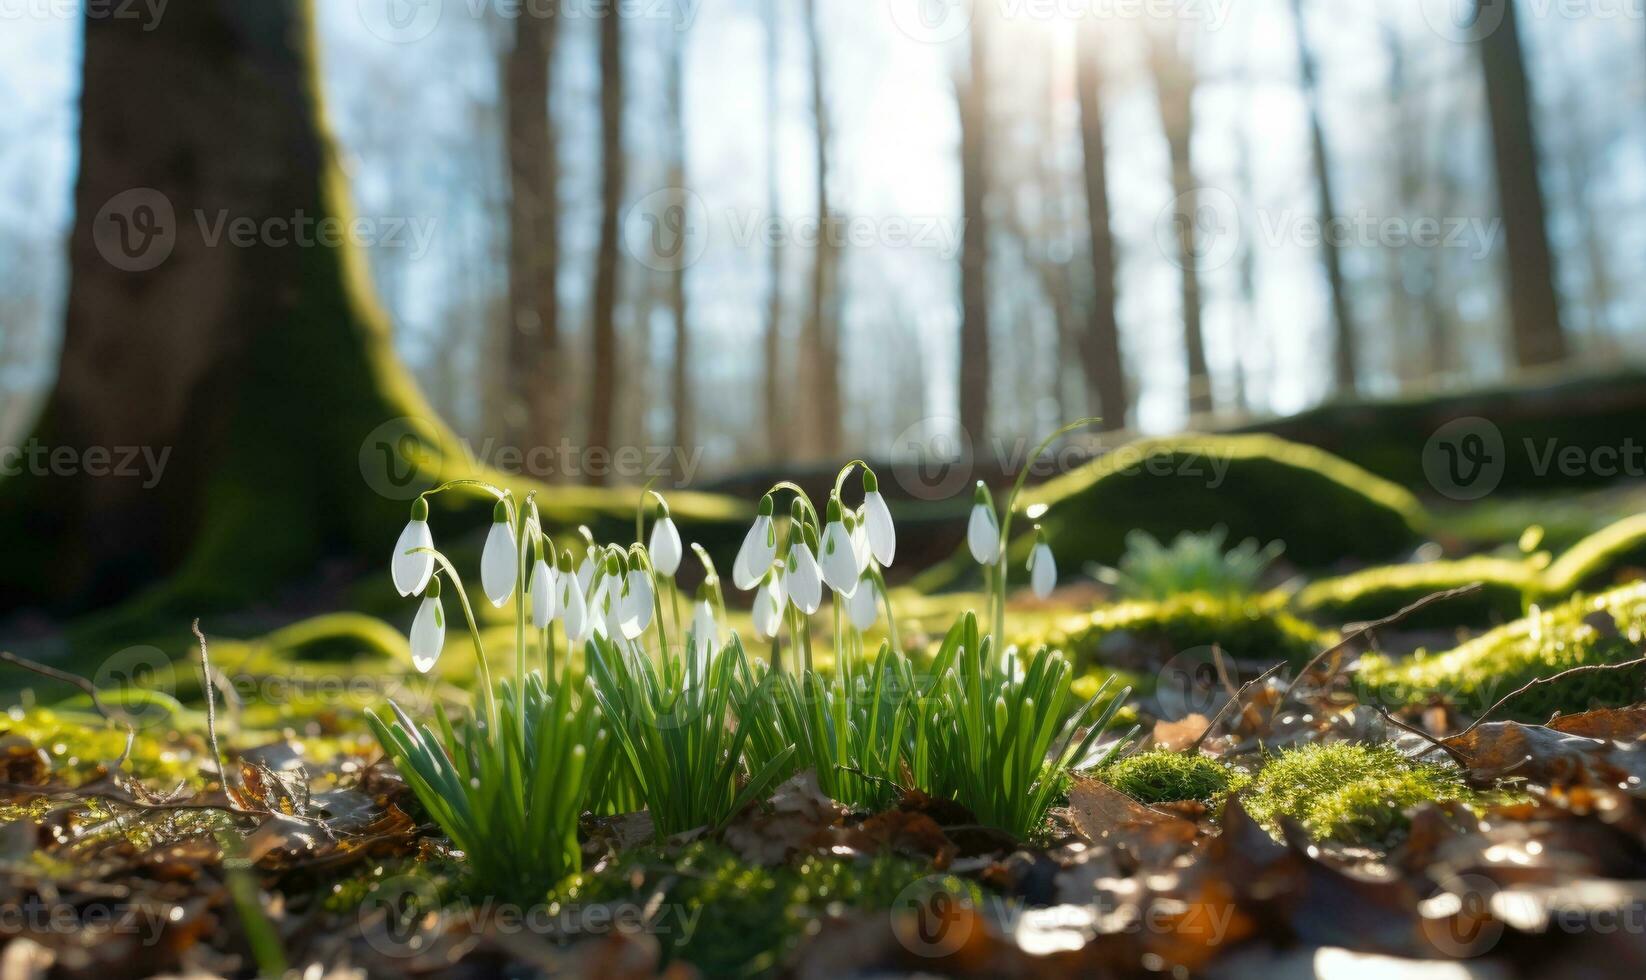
[802,0,841,458]
[503,9,561,455]
[1074,17,1128,431]
[1289,0,1359,394]
[587,7,625,484]
[957,2,991,449]
[1476,0,1566,367]
[763,0,786,460]
[1147,25,1211,417]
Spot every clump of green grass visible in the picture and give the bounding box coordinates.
[1357,581,1646,721]
[1100,749,1243,807]
[1242,742,1465,845]
[1097,527,1285,601]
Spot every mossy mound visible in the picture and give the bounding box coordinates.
[1100,749,1244,807]
[1039,593,1329,668]
[257,612,409,662]
[1025,434,1425,569]
[1295,558,1534,628]
[1357,582,1646,721]
[1542,513,1646,597]
[1242,741,1466,845]
[556,841,982,976]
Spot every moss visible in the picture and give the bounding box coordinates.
[258,612,408,662]
[1242,742,1466,845]
[557,842,981,977]
[1541,513,1646,597]
[1295,558,1534,628]
[1357,582,1646,721]
[1024,434,1425,569]
[1040,592,1329,668]
[0,706,201,787]
[1100,750,1244,807]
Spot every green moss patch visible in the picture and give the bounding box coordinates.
[1025,434,1425,568]
[1100,750,1244,807]
[1542,513,1646,597]
[1242,742,1466,845]
[1041,593,1329,668]
[1357,582,1646,721]
[1295,558,1534,628]
[258,612,409,662]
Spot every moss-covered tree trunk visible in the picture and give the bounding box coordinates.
[0,0,459,618]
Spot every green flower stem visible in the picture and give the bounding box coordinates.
[511,492,529,735]
[831,459,869,500]
[415,548,498,731]
[868,566,899,654]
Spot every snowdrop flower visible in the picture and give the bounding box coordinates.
[848,571,879,632]
[785,525,823,615]
[480,500,518,607]
[391,497,435,598]
[588,565,615,639]
[647,501,683,577]
[847,510,871,577]
[409,577,445,673]
[733,494,778,590]
[1028,524,1057,600]
[620,566,655,640]
[818,497,859,598]
[861,469,896,566]
[753,568,785,639]
[529,549,557,627]
[555,550,589,645]
[690,598,719,672]
[966,482,1000,565]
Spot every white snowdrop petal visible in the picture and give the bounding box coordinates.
[787,543,823,615]
[621,569,654,639]
[391,520,435,597]
[850,520,871,577]
[733,516,775,590]
[480,521,518,607]
[576,556,596,594]
[819,522,859,597]
[849,576,879,631]
[966,505,1000,565]
[648,518,683,577]
[1031,544,1057,599]
[754,575,784,639]
[691,600,719,671]
[864,491,896,566]
[410,595,445,673]
[560,575,588,644]
[529,559,556,626]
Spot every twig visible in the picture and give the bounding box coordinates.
[0,649,123,726]
[1280,583,1487,707]
[1369,704,1470,766]
[1451,654,1646,741]
[1210,644,1237,697]
[1188,661,1285,754]
[193,620,233,795]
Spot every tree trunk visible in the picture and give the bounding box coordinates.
[0,0,460,616]
[1074,19,1128,431]
[503,10,561,455]
[667,31,692,466]
[1148,29,1211,417]
[1477,0,1566,367]
[957,4,991,452]
[762,0,785,462]
[587,8,625,484]
[1290,0,1359,394]
[802,0,841,460]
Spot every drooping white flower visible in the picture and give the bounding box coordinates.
[1028,525,1057,599]
[556,553,589,644]
[529,556,557,626]
[966,482,1000,565]
[480,501,518,607]
[588,573,614,639]
[690,599,719,672]
[861,469,896,566]
[620,568,654,640]
[848,571,879,631]
[848,511,871,577]
[391,498,435,597]
[648,504,683,577]
[732,495,778,590]
[576,552,597,594]
[753,568,785,639]
[785,538,823,615]
[409,578,446,673]
[818,498,859,598]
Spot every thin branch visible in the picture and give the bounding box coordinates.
[1451,654,1646,741]
[1188,660,1285,754]
[1370,704,1470,766]
[0,649,123,726]
[193,620,233,795]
